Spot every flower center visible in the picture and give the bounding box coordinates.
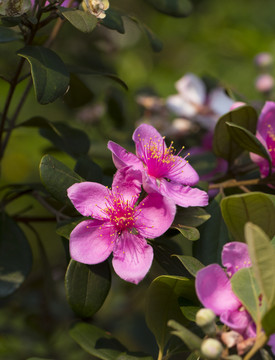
[137,134,188,178]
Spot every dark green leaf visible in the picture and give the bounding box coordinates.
[0,212,32,297]
[70,322,153,360]
[226,122,272,174]
[145,275,197,353]
[106,88,127,129]
[143,24,163,52]
[65,260,111,318]
[145,0,192,18]
[58,7,97,33]
[17,116,52,128]
[101,8,125,34]
[193,194,230,265]
[245,223,275,310]
[179,304,200,322]
[213,105,258,163]
[17,46,70,104]
[0,16,22,27]
[173,225,200,241]
[39,122,90,158]
[173,207,211,228]
[63,74,95,108]
[0,26,21,42]
[56,218,84,240]
[262,305,275,336]
[174,255,204,277]
[221,192,275,242]
[74,156,103,182]
[167,320,202,351]
[39,154,83,205]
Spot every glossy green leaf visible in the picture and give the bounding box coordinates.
[213,105,258,163]
[173,206,211,228]
[0,212,32,297]
[58,7,97,33]
[245,223,275,310]
[173,225,200,241]
[106,88,127,129]
[101,8,125,34]
[145,0,193,18]
[63,74,95,108]
[167,320,202,351]
[193,194,230,265]
[39,154,83,205]
[17,46,70,104]
[221,192,275,242]
[262,305,275,336]
[226,122,272,174]
[39,122,90,159]
[65,260,111,318]
[145,275,197,353]
[74,156,103,182]
[231,267,262,323]
[174,255,204,277]
[0,26,21,42]
[70,322,153,360]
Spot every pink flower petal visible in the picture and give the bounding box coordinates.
[167,155,200,185]
[257,101,275,138]
[196,264,241,315]
[268,334,275,355]
[222,242,252,277]
[67,182,110,218]
[69,219,115,264]
[112,232,153,284]
[107,141,143,170]
[133,124,165,159]
[155,179,209,207]
[135,193,176,238]
[220,309,254,337]
[112,167,142,202]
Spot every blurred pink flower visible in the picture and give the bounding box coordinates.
[108,124,209,208]
[67,167,176,284]
[250,101,275,177]
[255,74,274,93]
[166,73,235,131]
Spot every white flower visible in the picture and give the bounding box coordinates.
[82,0,109,19]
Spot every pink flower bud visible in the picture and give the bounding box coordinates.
[255,74,274,93]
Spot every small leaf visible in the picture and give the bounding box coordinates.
[65,260,111,318]
[173,225,200,241]
[145,275,197,353]
[0,26,21,43]
[245,223,275,311]
[145,0,192,18]
[226,122,272,174]
[101,7,125,34]
[221,192,275,242]
[58,7,97,33]
[70,322,153,360]
[0,212,32,297]
[173,206,211,228]
[17,46,70,104]
[213,105,258,163]
[167,320,202,351]
[39,154,83,205]
[174,255,204,277]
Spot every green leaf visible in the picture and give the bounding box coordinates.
[17,116,52,128]
[106,88,127,129]
[262,305,275,336]
[65,260,111,318]
[58,7,97,33]
[17,46,70,104]
[145,275,197,353]
[173,206,211,228]
[0,26,21,43]
[173,225,200,241]
[145,0,193,18]
[39,154,83,205]
[231,267,262,323]
[213,105,258,163]
[74,156,103,182]
[39,122,90,159]
[0,16,22,27]
[63,74,95,108]
[193,194,230,265]
[226,122,272,174]
[56,218,84,240]
[0,212,32,297]
[174,255,204,277]
[221,192,275,242]
[70,322,153,360]
[167,320,202,351]
[142,24,163,52]
[245,223,275,310]
[101,8,125,34]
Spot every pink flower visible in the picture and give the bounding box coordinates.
[67,167,176,284]
[196,242,256,338]
[31,0,73,7]
[250,101,275,177]
[108,124,208,208]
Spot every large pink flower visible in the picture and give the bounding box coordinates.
[67,167,176,284]
[108,124,208,208]
[250,101,275,178]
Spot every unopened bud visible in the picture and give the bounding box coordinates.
[196,308,216,336]
[201,338,224,360]
[255,74,274,93]
[254,52,273,68]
